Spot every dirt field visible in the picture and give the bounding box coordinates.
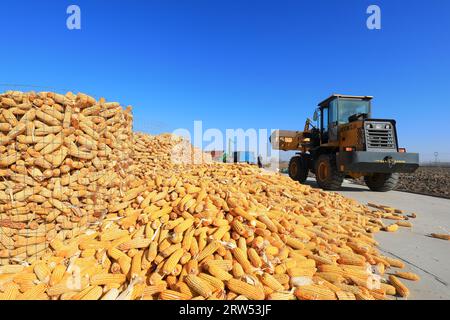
[280,160,450,199]
[396,166,450,199]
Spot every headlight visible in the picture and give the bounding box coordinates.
[385,124,391,129]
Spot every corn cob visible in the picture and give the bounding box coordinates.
[226,279,265,300]
[185,275,213,298]
[232,247,253,273]
[335,291,356,300]
[295,285,336,300]
[90,273,126,286]
[430,233,450,241]
[395,271,420,281]
[198,273,225,290]
[196,241,220,262]
[389,275,409,297]
[207,264,233,281]
[162,248,184,275]
[33,262,51,283]
[260,273,284,292]
[80,286,103,300]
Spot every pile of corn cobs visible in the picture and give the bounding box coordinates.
[0,91,418,300]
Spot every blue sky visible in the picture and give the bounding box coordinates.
[1,0,449,161]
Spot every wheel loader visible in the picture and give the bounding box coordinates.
[270,94,419,191]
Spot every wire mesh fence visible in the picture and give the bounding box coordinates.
[0,89,134,265]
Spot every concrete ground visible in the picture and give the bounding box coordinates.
[304,178,450,300]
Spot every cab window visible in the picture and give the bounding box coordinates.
[329,99,338,125]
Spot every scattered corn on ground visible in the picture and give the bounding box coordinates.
[0,91,420,300]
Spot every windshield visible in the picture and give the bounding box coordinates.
[337,99,370,124]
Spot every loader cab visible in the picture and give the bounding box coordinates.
[317,94,373,144]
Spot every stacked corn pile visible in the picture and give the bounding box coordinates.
[0,91,135,265]
[131,133,211,178]
[0,159,417,300]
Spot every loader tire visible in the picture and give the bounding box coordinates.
[364,173,399,192]
[288,156,308,183]
[314,154,344,190]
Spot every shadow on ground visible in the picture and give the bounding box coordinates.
[303,179,368,192]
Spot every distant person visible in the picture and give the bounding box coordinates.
[257,155,263,168]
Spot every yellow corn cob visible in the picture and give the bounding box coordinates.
[260,273,284,292]
[0,283,20,300]
[100,229,129,241]
[227,279,265,300]
[384,224,399,232]
[205,259,233,271]
[160,243,182,258]
[232,262,245,278]
[131,251,143,278]
[118,256,132,274]
[285,236,305,250]
[308,254,335,266]
[198,273,225,290]
[33,262,51,283]
[212,225,230,241]
[146,241,158,263]
[395,271,420,281]
[80,286,103,300]
[186,259,199,275]
[355,290,375,300]
[430,233,450,241]
[160,289,192,300]
[336,291,357,300]
[375,262,385,275]
[396,221,412,228]
[181,227,195,250]
[196,241,220,262]
[315,272,345,284]
[287,267,316,277]
[118,238,152,251]
[175,282,193,299]
[90,273,126,286]
[337,253,366,266]
[265,245,279,256]
[389,275,409,297]
[148,272,164,285]
[185,274,213,298]
[162,248,184,275]
[314,277,343,293]
[318,264,343,274]
[382,256,405,268]
[247,248,262,268]
[272,273,290,285]
[295,285,336,300]
[174,218,194,234]
[371,291,393,300]
[207,264,233,281]
[142,282,167,297]
[380,283,396,296]
[267,291,296,300]
[49,264,66,286]
[232,247,253,273]
[0,265,25,274]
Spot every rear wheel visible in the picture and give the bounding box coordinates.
[364,173,399,192]
[314,154,344,190]
[288,156,308,183]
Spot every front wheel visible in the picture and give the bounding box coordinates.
[289,156,308,183]
[314,154,344,190]
[364,173,399,192]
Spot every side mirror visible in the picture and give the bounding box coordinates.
[313,109,319,122]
